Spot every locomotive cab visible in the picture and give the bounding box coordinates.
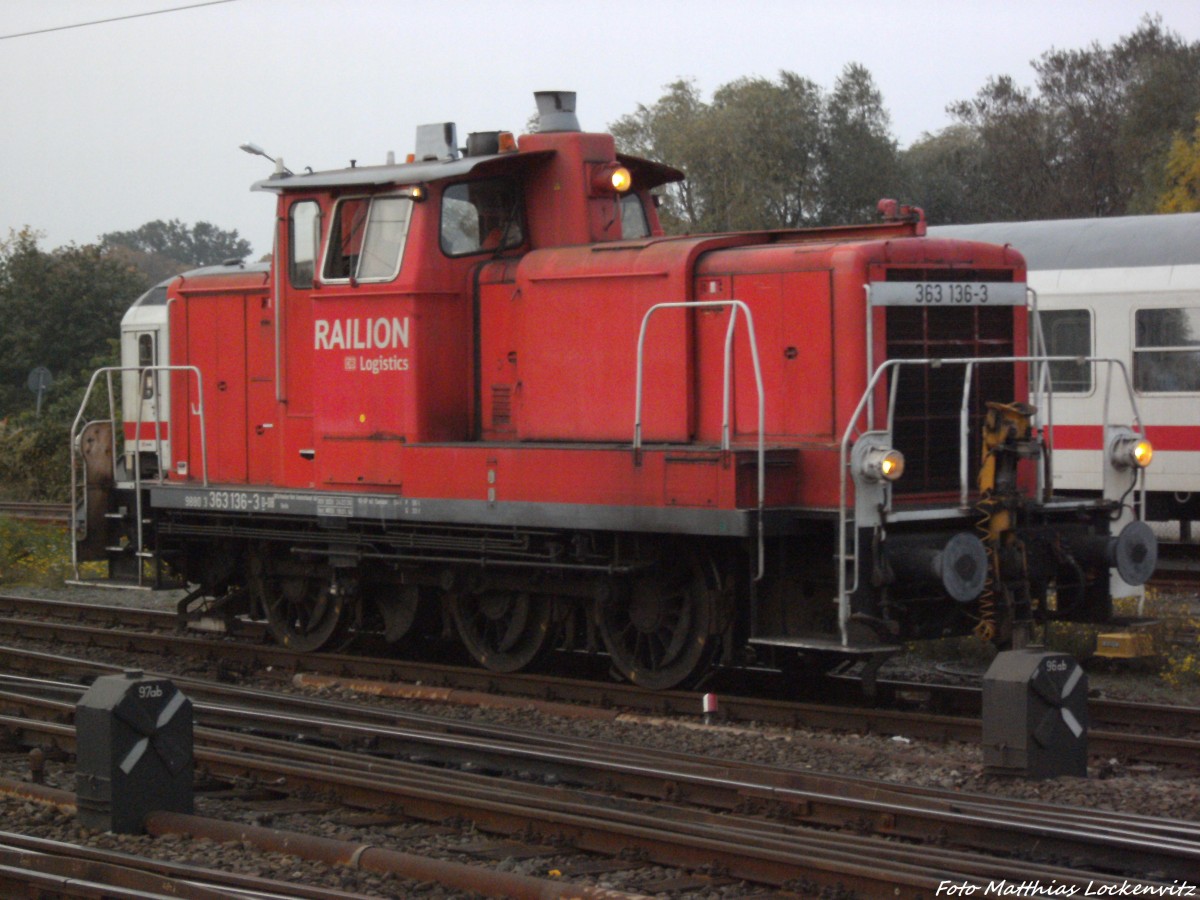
[71,91,1157,691]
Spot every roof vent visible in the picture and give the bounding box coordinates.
[534,91,580,133]
[414,122,459,161]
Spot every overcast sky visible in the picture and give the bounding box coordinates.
[4,0,1200,259]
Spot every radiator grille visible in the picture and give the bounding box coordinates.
[886,305,1015,495]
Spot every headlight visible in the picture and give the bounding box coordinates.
[858,446,905,483]
[590,163,632,195]
[1110,433,1153,470]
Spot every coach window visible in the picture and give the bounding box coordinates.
[288,200,320,289]
[322,195,412,283]
[1134,307,1200,392]
[441,178,523,256]
[1040,309,1092,393]
[138,333,156,399]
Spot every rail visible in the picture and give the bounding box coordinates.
[69,365,208,584]
[836,354,1147,645]
[633,300,766,579]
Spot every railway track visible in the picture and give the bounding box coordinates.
[0,665,1195,893]
[0,592,1197,768]
[0,501,70,524]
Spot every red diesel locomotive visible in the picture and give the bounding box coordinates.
[72,92,1157,689]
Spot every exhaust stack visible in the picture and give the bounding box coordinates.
[534,91,580,133]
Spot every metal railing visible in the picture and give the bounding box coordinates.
[633,300,766,579]
[835,354,1146,645]
[70,365,208,584]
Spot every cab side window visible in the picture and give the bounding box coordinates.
[289,200,320,289]
[620,194,650,239]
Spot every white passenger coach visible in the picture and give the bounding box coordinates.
[932,214,1200,528]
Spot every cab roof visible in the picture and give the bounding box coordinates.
[252,149,683,194]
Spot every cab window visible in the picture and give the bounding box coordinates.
[288,200,320,289]
[322,195,412,282]
[620,194,650,239]
[440,178,523,256]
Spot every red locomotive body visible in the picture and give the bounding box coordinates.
[73,92,1157,689]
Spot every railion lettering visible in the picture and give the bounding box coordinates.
[314,317,410,351]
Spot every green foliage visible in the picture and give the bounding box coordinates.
[611,67,899,233]
[0,229,144,413]
[913,15,1200,223]
[0,229,136,501]
[899,126,990,224]
[101,218,252,268]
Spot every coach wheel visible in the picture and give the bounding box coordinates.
[450,590,555,673]
[259,575,350,653]
[597,548,721,690]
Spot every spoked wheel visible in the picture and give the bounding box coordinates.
[598,546,722,690]
[450,590,555,673]
[250,551,350,652]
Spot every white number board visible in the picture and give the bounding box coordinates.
[869,282,1026,307]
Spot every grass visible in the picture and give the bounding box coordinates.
[0,516,78,587]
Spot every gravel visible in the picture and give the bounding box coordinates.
[2,581,1198,897]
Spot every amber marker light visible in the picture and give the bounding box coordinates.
[1110,432,1154,469]
[859,446,905,483]
[1130,438,1153,468]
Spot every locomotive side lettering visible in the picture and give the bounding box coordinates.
[314,316,410,351]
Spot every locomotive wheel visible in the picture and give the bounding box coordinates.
[450,590,555,673]
[258,574,350,652]
[598,547,721,690]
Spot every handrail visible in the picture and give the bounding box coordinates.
[835,354,1145,645]
[633,300,766,579]
[70,365,208,583]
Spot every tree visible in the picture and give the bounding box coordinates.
[899,126,991,224]
[0,229,146,409]
[611,68,900,233]
[101,219,253,282]
[939,16,1200,221]
[610,79,716,232]
[1157,115,1200,212]
[0,230,147,500]
[820,64,900,225]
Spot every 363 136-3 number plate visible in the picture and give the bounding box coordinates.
[869,282,1027,307]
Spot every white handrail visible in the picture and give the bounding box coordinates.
[836,354,1145,644]
[70,365,208,583]
[634,300,766,579]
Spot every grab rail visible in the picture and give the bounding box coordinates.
[835,354,1145,645]
[633,300,766,579]
[70,365,208,583]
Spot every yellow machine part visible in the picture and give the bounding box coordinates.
[1094,632,1156,659]
[974,401,1038,643]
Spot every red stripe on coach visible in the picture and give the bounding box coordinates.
[122,422,170,441]
[1051,424,1200,452]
